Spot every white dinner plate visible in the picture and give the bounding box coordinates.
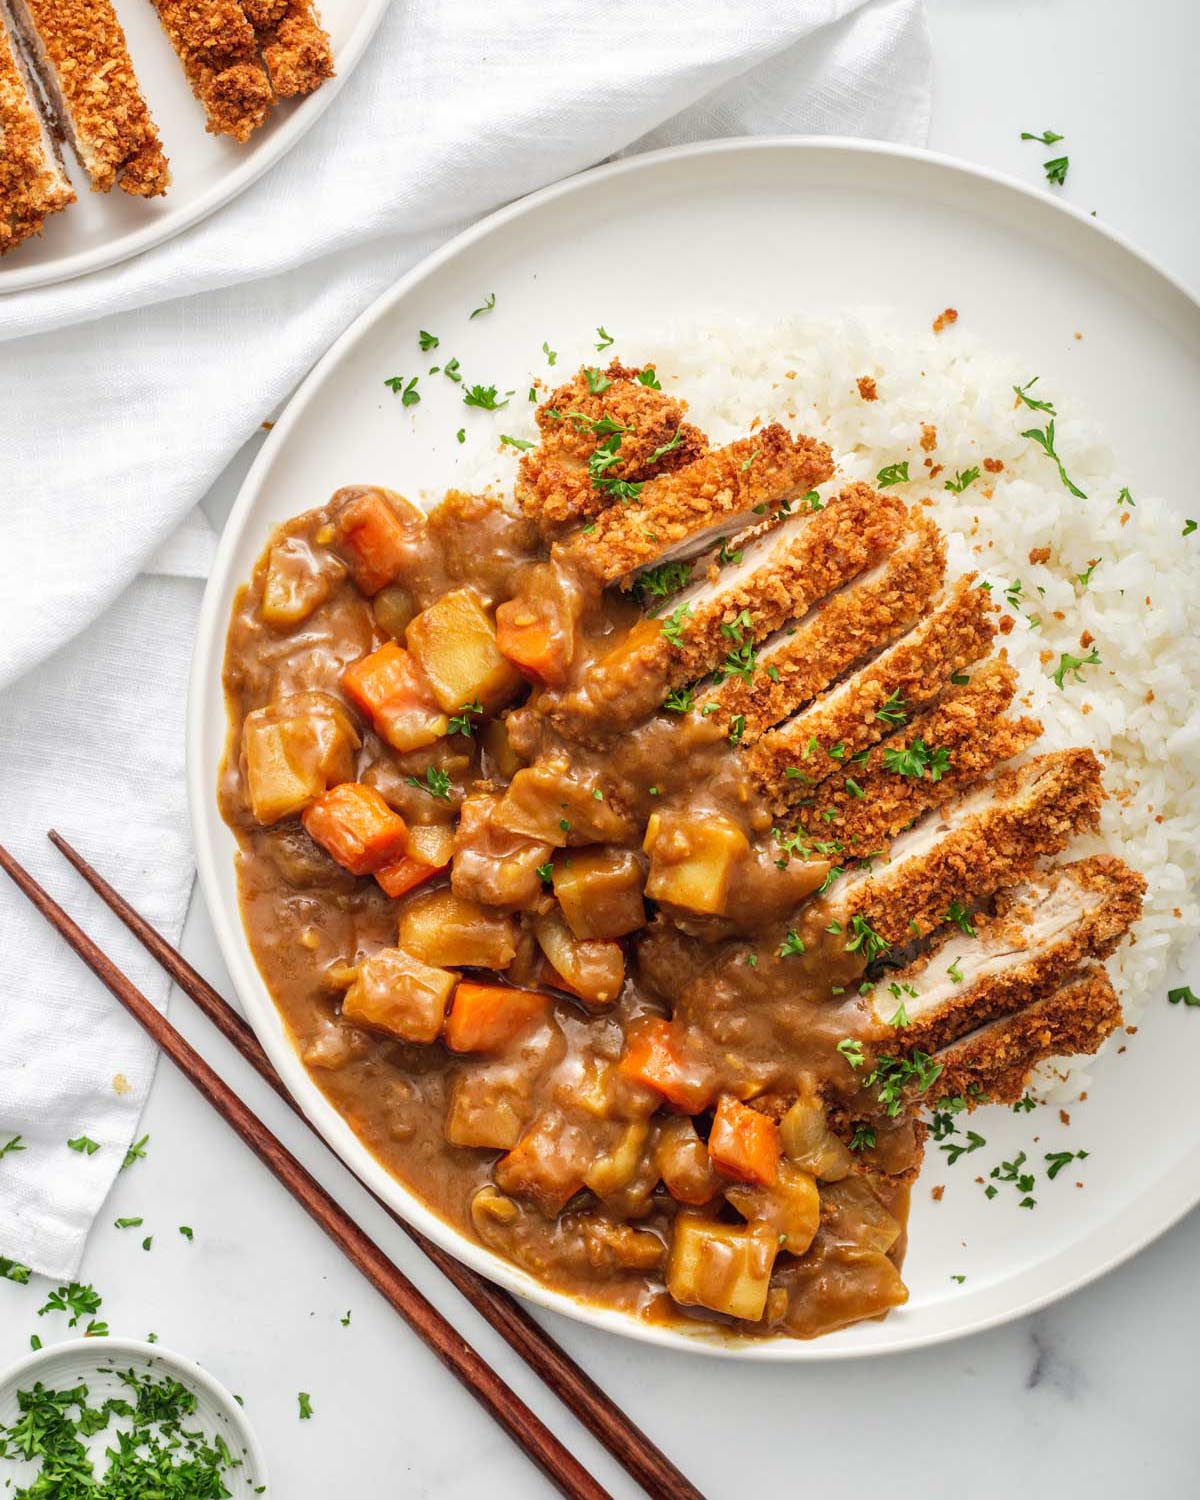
[0,0,388,292]
[189,138,1200,1359]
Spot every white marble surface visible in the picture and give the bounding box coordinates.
[4,1,1198,1495]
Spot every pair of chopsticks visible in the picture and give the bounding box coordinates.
[0,834,705,1500]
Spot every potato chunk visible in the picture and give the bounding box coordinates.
[261,535,339,625]
[643,811,749,916]
[241,694,359,825]
[341,947,455,1043]
[398,888,517,970]
[666,1215,778,1322]
[535,909,625,1006]
[444,1072,529,1150]
[494,761,635,847]
[552,848,646,939]
[725,1162,820,1256]
[406,588,523,714]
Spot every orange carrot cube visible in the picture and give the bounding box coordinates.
[444,983,550,1053]
[341,642,449,753]
[302,782,409,875]
[333,490,413,596]
[495,599,570,687]
[707,1095,781,1186]
[617,1018,712,1113]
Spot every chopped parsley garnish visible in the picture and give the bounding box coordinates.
[941,1129,986,1164]
[777,930,806,958]
[500,434,535,451]
[660,603,692,648]
[1052,645,1101,689]
[0,1134,26,1161]
[456,427,466,444]
[648,430,683,465]
[863,1050,943,1117]
[728,714,746,748]
[845,913,889,961]
[1020,128,1064,144]
[384,375,420,406]
[1044,1148,1088,1180]
[636,368,662,390]
[633,559,691,608]
[1013,1091,1038,1113]
[876,461,910,487]
[469,292,496,319]
[67,1136,100,1155]
[418,330,439,351]
[178,1225,194,1241]
[443,357,462,383]
[837,1038,866,1068]
[121,1135,150,1171]
[37,1282,103,1327]
[662,687,695,714]
[584,366,612,395]
[717,642,756,685]
[114,1217,143,1229]
[882,739,950,780]
[594,326,614,351]
[1012,376,1056,414]
[1043,155,1070,186]
[875,689,907,727]
[849,1125,876,1152]
[943,467,981,494]
[407,766,452,801]
[0,1257,31,1284]
[717,539,743,565]
[298,1392,314,1420]
[1116,486,1135,506]
[447,700,483,737]
[1168,985,1200,1007]
[803,489,823,512]
[542,342,557,366]
[844,777,865,799]
[817,866,845,895]
[463,384,509,410]
[888,1001,910,1028]
[946,959,964,984]
[1184,519,1197,536]
[944,899,976,936]
[1021,419,1086,498]
[1076,557,1101,587]
[341,1310,352,1326]
[990,1151,1036,1203]
[739,448,761,473]
[535,862,553,884]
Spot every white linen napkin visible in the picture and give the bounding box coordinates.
[0,0,931,1279]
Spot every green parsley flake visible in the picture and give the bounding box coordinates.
[1043,155,1070,186]
[500,434,534,451]
[1021,419,1086,498]
[849,1125,876,1152]
[298,1392,314,1420]
[67,1136,100,1155]
[178,1225,194,1242]
[594,326,614,351]
[407,766,453,801]
[1052,646,1101,690]
[121,1135,150,1171]
[384,375,420,407]
[777,930,806,958]
[463,384,509,411]
[114,1217,143,1229]
[1168,985,1200,1007]
[944,467,981,494]
[0,1134,25,1161]
[837,1038,866,1069]
[469,292,496,319]
[876,461,910,487]
[418,330,439,351]
[1020,128,1064,145]
[660,603,692,649]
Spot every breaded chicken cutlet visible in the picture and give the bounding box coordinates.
[0,0,73,252]
[8,0,169,196]
[148,0,273,141]
[242,0,333,97]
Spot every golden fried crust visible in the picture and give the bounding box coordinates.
[933,968,1122,1105]
[20,0,169,196]
[790,657,1042,842]
[704,511,947,741]
[840,749,1104,946]
[148,0,274,141]
[0,12,74,253]
[518,362,709,532]
[747,576,997,794]
[256,0,333,98]
[558,424,834,588]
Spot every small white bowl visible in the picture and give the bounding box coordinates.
[0,1337,269,1496]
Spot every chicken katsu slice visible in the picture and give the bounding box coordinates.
[517,362,709,533]
[700,511,946,742]
[746,576,997,796]
[870,856,1144,1052]
[565,485,906,729]
[932,967,1122,1106]
[829,748,1104,948]
[148,0,274,142]
[0,2,74,254]
[244,0,333,97]
[556,424,834,589]
[788,656,1042,842]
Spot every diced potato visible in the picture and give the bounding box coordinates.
[779,1096,854,1182]
[241,694,359,825]
[332,487,420,596]
[342,642,449,753]
[406,823,456,868]
[643,811,749,917]
[302,782,409,875]
[583,1121,651,1198]
[261,535,338,625]
[707,1095,781,1186]
[725,1161,820,1256]
[617,1017,713,1113]
[372,584,417,640]
[534,909,625,1006]
[655,1117,721,1205]
[341,947,455,1043]
[666,1215,778,1322]
[552,847,646,940]
[444,1072,528,1150]
[494,761,634,847]
[406,588,523,715]
[444,983,550,1053]
[398,888,517,970]
[495,1116,587,1216]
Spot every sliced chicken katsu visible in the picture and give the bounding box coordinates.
[565,484,906,728]
[829,749,1104,947]
[555,424,834,589]
[700,510,947,742]
[148,0,274,141]
[932,968,1123,1105]
[9,0,168,196]
[787,656,1043,842]
[0,1,73,254]
[242,0,333,97]
[870,856,1145,1052]
[746,576,997,795]
[518,362,708,533]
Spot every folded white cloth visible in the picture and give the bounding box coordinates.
[0,0,931,1279]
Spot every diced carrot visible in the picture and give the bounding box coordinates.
[495,600,570,687]
[617,1017,712,1113]
[302,783,409,876]
[375,856,442,899]
[341,642,449,752]
[444,982,550,1053]
[707,1095,781,1186]
[333,491,411,596]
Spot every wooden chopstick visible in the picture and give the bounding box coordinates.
[0,841,612,1500]
[47,831,704,1500]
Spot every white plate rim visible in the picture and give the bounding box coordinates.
[188,135,1200,1361]
[0,0,390,295]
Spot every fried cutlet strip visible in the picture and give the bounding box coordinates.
[556,424,834,589]
[0,2,74,254]
[148,0,274,142]
[869,857,1144,1052]
[788,656,1043,841]
[700,511,946,741]
[563,485,906,730]
[830,749,1104,948]
[11,0,168,196]
[245,0,333,97]
[931,968,1122,1105]
[518,363,709,533]
[746,576,997,795]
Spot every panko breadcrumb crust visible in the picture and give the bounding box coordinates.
[0,8,74,252]
[19,0,169,196]
[148,0,273,141]
[254,0,333,98]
